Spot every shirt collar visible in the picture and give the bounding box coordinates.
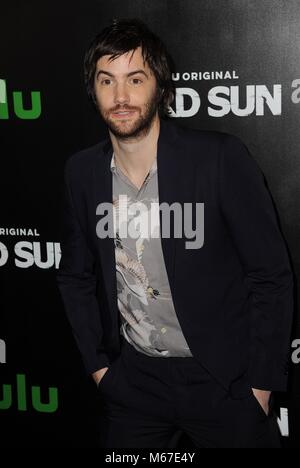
[110,152,157,176]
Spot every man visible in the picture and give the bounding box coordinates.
[56,18,294,448]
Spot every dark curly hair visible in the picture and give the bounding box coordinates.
[83,18,175,118]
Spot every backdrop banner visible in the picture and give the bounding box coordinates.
[1,0,299,447]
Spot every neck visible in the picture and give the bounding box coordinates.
[109,115,160,177]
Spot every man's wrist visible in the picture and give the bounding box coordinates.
[92,367,109,386]
[252,388,272,415]
[252,388,271,398]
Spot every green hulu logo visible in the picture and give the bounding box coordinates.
[0,374,58,413]
[0,79,41,119]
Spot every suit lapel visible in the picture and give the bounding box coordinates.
[92,119,181,316]
[92,140,117,318]
[157,120,181,289]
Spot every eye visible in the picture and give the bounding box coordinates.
[130,78,142,85]
[101,79,112,85]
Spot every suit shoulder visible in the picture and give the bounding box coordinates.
[171,122,243,165]
[174,122,243,148]
[64,139,108,176]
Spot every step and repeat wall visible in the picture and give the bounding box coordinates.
[1,0,299,447]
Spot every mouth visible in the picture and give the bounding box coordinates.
[111,110,137,119]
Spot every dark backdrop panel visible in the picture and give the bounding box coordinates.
[1,0,299,447]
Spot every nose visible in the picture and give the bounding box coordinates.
[114,82,129,105]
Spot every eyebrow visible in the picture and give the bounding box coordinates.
[96,69,149,80]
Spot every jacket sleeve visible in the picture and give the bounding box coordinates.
[218,134,294,391]
[56,158,110,375]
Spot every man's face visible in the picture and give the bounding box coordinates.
[94,47,160,139]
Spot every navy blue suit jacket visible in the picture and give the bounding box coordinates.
[56,118,294,397]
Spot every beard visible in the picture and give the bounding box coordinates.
[98,87,161,140]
